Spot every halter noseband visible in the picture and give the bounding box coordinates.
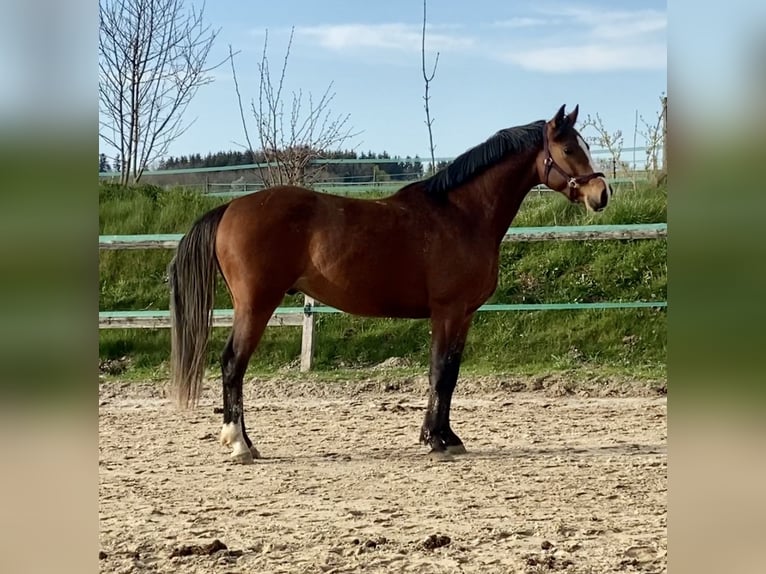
[542,127,605,200]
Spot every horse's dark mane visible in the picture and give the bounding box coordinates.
[420,120,545,197]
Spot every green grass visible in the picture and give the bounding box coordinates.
[99,181,666,381]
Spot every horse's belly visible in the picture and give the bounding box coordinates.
[295,276,430,319]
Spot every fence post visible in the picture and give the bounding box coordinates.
[300,296,316,372]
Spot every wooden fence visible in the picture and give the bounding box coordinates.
[99,223,666,370]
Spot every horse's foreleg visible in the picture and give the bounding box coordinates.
[420,310,474,459]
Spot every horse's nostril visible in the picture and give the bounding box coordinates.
[600,188,608,207]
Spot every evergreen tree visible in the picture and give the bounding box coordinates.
[99,153,112,172]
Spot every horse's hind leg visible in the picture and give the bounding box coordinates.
[219,304,276,464]
[220,333,260,461]
[420,310,474,459]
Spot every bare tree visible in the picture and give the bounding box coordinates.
[638,94,667,185]
[639,114,662,179]
[421,0,439,175]
[99,0,222,185]
[231,28,357,188]
[580,113,624,179]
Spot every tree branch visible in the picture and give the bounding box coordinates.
[421,0,439,174]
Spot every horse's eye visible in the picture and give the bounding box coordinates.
[563,147,572,155]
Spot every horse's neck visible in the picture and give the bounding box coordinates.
[452,151,541,243]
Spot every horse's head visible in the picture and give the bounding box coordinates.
[537,105,613,212]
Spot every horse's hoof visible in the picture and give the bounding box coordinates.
[231,449,255,465]
[446,444,467,455]
[428,449,455,463]
[250,445,262,459]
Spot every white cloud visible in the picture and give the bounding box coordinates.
[492,17,548,29]
[291,6,665,74]
[499,5,666,73]
[296,23,473,53]
[503,42,666,73]
[574,8,666,40]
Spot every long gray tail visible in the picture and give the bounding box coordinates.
[168,203,229,408]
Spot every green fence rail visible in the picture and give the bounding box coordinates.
[99,223,667,320]
[98,147,647,178]
[98,147,651,178]
[99,223,667,250]
[99,222,667,368]
[99,301,667,325]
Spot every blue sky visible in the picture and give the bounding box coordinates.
[103,0,667,162]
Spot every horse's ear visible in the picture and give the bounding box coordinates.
[553,104,567,128]
[566,104,579,126]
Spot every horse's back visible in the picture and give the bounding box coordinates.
[222,184,318,226]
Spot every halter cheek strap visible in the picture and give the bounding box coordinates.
[542,127,605,200]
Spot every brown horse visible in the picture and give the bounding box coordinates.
[169,104,611,463]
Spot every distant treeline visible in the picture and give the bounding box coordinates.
[161,149,436,182]
[99,150,447,185]
[100,149,453,183]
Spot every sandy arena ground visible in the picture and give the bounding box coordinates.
[98,375,666,573]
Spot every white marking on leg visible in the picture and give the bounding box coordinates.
[220,419,250,458]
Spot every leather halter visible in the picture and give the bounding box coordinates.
[542,127,605,200]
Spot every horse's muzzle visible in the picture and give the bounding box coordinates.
[587,187,609,212]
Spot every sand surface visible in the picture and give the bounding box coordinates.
[99,375,666,573]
